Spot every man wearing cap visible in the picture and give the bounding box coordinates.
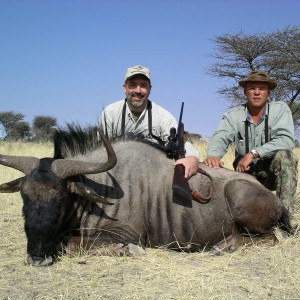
[204,70,298,216]
[99,65,199,179]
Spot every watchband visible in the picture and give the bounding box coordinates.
[250,149,260,158]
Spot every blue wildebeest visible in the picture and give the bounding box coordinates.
[0,126,291,266]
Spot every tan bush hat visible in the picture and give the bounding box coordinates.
[124,65,151,82]
[239,71,277,90]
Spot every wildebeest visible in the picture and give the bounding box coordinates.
[0,126,291,266]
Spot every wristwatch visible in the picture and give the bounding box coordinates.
[250,149,260,158]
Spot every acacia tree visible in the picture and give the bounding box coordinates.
[9,121,31,141]
[32,116,57,142]
[207,26,300,128]
[0,111,28,140]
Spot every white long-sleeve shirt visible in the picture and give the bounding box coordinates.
[99,99,199,159]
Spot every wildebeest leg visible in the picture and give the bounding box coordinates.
[65,226,145,257]
[66,236,145,256]
[211,179,283,255]
[225,179,283,231]
[211,229,277,256]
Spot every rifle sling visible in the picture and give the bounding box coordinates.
[121,99,163,143]
[190,167,212,204]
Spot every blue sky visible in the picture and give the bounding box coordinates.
[1,0,300,139]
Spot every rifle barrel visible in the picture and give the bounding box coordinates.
[178,102,184,124]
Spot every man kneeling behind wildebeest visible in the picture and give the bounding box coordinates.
[0,125,293,267]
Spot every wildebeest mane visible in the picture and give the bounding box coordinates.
[53,123,101,159]
[53,123,167,159]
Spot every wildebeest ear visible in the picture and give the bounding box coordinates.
[0,177,24,193]
[67,182,113,205]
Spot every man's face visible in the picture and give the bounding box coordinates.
[123,75,151,113]
[244,82,270,109]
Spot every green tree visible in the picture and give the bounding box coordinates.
[32,115,57,142]
[207,26,300,127]
[0,111,25,139]
[9,121,31,141]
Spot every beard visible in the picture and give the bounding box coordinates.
[127,94,148,112]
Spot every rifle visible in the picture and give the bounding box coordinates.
[166,102,192,201]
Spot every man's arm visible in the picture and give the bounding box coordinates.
[256,102,295,158]
[184,141,200,159]
[99,100,125,140]
[204,113,235,169]
[175,155,199,178]
[203,156,224,169]
[99,110,110,137]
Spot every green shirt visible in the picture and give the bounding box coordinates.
[207,101,295,160]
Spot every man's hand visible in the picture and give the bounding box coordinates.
[235,153,253,173]
[203,156,224,169]
[174,156,198,179]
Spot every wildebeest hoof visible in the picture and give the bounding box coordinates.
[118,243,146,256]
[27,254,54,267]
[228,245,236,253]
[210,245,224,256]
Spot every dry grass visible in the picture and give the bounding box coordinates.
[1,141,300,299]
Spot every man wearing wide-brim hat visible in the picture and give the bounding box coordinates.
[204,70,298,218]
[238,71,277,90]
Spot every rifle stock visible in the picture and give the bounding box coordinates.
[167,102,212,205]
[172,164,192,200]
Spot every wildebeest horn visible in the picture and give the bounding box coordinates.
[0,132,117,178]
[52,131,117,178]
[0,155,39,175]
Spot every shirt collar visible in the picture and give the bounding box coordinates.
[125,99,148,122]
[245,103,268,125]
